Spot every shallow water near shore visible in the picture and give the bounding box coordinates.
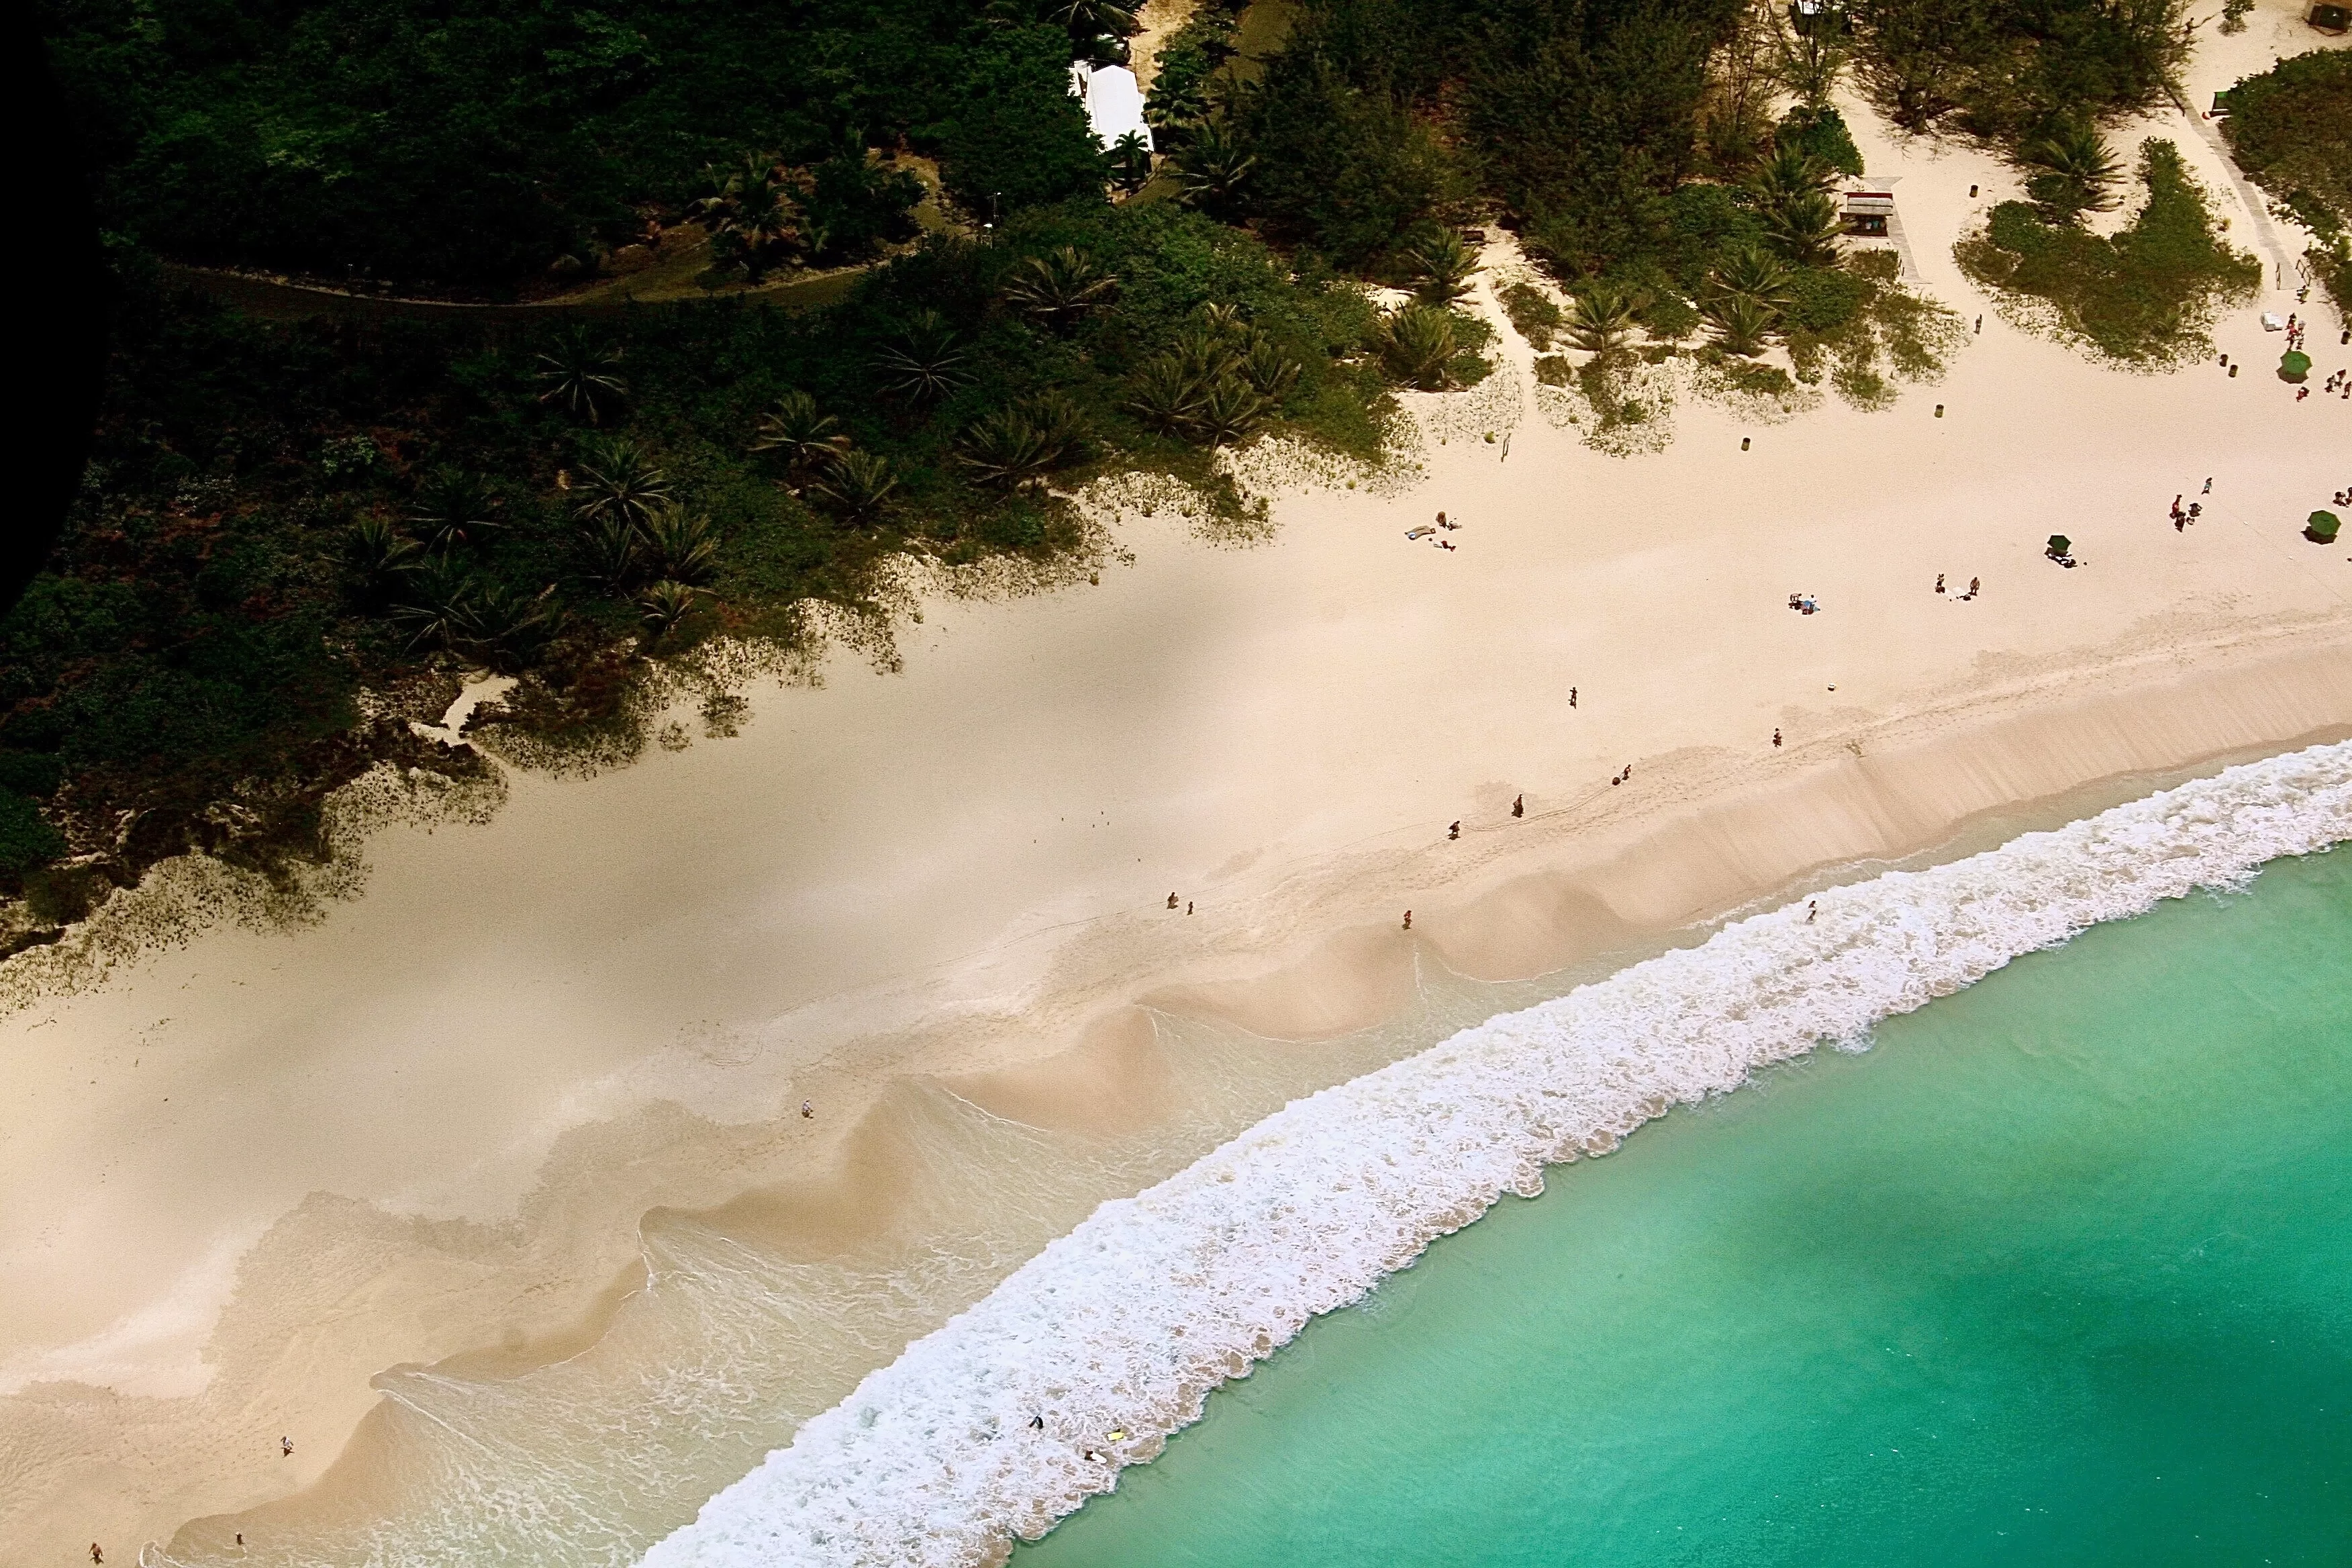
[1016,848,2352,1567]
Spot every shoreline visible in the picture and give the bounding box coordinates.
[12,624,2350,1563]
[7,47,2351,1554]
[643,740,2352,1568]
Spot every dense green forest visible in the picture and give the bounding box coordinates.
[9,0,2289,946]
[2222,48,2351,317]
[39,0,1114,285]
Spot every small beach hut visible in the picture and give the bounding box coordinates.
[1841,179,1896,236]
[1068,64,1155,154]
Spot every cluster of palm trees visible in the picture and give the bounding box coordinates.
[751,389,900,523]
[1748,145,1844,268]
[569,436,724,641]
[1128,303,1301,445]
[693,153,824,279]
[958,392,1092,489]
[344,469,557,666]
[1373,232,1486,390]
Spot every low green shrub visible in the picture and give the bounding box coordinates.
[1957,140,2261,362]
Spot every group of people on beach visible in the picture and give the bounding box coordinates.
[1933,573,1982,600]
[1786,592,1820,615]
[1406,511,1466,550]
[2169,490,2206,532]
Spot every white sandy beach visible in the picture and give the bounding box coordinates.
[5,17,2350,1560]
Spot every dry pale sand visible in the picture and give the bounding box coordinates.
[6,26,2352,1561]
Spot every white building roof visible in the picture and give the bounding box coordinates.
[1070,65,1155,153]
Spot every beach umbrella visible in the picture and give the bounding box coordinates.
[2308,510,2341,543]
[2280,350,2312,381]
[2047,534,2071,558]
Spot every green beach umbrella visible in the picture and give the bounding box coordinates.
[2280,350,2312,381]
[2047,534,2071,557]
[2309,510,2341,543]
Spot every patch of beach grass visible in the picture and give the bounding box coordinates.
[1956,138,2261,365]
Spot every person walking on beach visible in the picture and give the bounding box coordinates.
[1186,901,1193,915]
[2202,477,2212,494]
[281,1436,294,1458]
[1512,793,1524,818]
[1806,901,1817,924]
[1967,577,1980,597]
[1569,687,1577,708]
[1167,892,1179,910]
[1934,573,1945,593]
[801,1099,814,1119]
[1448,821,1461,840]
[1403,910,1412,930]
[1773,728,1782,747]
[92,1545,104,1565]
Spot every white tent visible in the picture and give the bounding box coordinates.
[1069,64,1154,153]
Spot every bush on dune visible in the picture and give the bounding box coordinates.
[1957,140,2261,364]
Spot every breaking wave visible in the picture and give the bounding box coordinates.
[643,741,2352,1568]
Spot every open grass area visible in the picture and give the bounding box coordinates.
[1955,139,2261,365]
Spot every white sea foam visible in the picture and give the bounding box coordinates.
[642,742,2352,1568]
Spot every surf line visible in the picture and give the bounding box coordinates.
[643,741,2352,1568]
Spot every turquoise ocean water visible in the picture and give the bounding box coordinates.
[1017,848,2352,1567]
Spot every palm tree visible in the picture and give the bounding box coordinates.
[1174,121,1255,215]
[1055,0,1138,38]
[578,511,642,593]
[1001,247,1118,331]
[407,467,499,553]
[750,390,848,484]
[1407,232,1481,307]
[1565,285,1645,358]
[1192,377,1269,446]
[694,153,801,279]
[810,448,898,523]
[1750,145,1836,209]
[637,502,721,586]
[1128,355,1209,436]
[462,581,557,671]
[1381,305,1459,389]
[1241,338,1301,401]
[958,407,1057,489]
[875,310,973,404]
[389,558,481,654]
[1763,189,1843,266]
[534,329,628,424]
[1710,248,1797,315]
[1110,130,1155,194]
[2022,123,2122,222]
[636,580,700,642]
[572,436,673,528]
[1146,70,1212,138]
[345,515,418,607]
[1021,391,1090,465]
[1703,294,1779,356]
